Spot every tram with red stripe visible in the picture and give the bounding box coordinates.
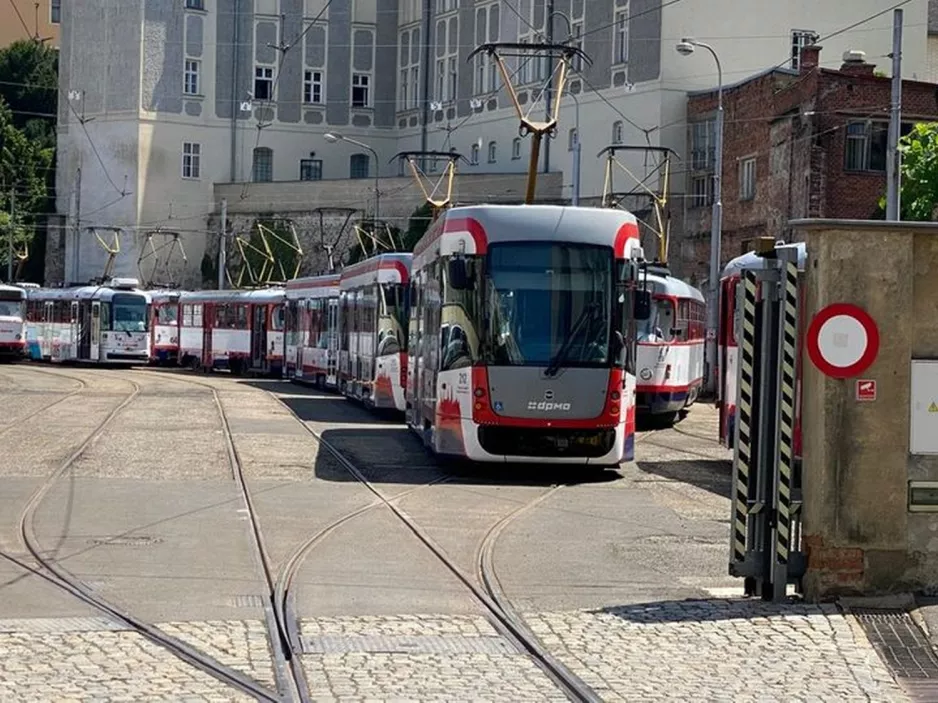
[717,241,807,461]
[284,273,340,387]
[635,265,706,422]
[0,283,28,360]
[149,290,182,365]
[407,204,649,466]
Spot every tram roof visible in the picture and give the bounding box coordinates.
[644,272,706,302]
[286,274,340,299]
[179,287,285,304]
[0,284,26,298]
[721,241,807,279]
[26,285,151,302]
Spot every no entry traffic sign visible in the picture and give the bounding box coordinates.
[806,303,880,379]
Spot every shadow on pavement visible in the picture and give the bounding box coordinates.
[635,459,732,499]
[315,426,623,488]
[593,597,814,623]
[244,379,403,426]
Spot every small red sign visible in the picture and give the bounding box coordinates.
[856,379,876,402]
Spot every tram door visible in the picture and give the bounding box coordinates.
[77,301,92,360]
[251,304,267,370]
[90,302,101,361]
[68,301,80,359]
[202,303,214,368]
[326,298,339,386]
[410,275,424,429]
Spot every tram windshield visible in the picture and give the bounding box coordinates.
[155,305,178,325]
[638,298,676,342]
[111,294,149,332]
[483,242,612,367]
[0,293,25,318]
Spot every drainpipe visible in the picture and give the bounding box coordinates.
[229,0,241,182]
[420,0,432,170]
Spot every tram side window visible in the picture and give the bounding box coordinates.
[272,305,284,331]
[183,304,193,327]
[193,304,203,328]
[440,257,480,371]
[100,302,110,330]
[616,283,636,373]
[339,294,350,351]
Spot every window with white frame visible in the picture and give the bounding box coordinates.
[470,143,480,165]
[568,128,578,151]
[612,120,623,144]
[300,158,323,181]
[473,3,499,95]
[184,59,200,95]
[435,0,456,12]
[182,142,201,179]
[303,70,323,104]
[487,141,497,163]
[50,0,61,23]
[434,12,459,103]
[516,0,548,85]
[252,147,273,182]
[613,1,629,65]
[303,21,327,106]
[739,157,756,200]
[844,120,889,172]
[570,0,584,72]
[398,26,421,111]
[351,73,371,108]
[254,66,274,101]
[790,30,819,70]
[691,175,712,208]
[512,138,521,160]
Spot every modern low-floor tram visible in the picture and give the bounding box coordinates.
[24,279,152,364]
[407,204,649,466]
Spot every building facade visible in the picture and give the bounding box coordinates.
[681,45,938,286]
[0,0,60,47]
[55,0,931,285]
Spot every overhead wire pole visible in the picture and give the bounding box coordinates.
[886,7,903,221]
[218,197,228,290]
[6,187,13,282]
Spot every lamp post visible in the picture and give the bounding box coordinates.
[676,38,723,396]
[324,132,380,224]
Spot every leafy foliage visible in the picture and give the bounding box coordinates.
[879,122,938,221]
[0,40,58,150]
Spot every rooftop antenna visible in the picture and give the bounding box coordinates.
[598,145,680,265]
[467,41,590,204]
[391,150,467,221]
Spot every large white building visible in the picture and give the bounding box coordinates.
[55,0,932,284]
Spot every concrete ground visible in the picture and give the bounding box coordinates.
[0,365,916,702]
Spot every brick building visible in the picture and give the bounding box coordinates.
[678,45,938,287]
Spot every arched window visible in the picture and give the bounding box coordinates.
[349,153,370,179]
[612,121,624,145]
[470,143,480,165]
[251,147,273,182]
[512,137,521,160]
[487,140,497,163]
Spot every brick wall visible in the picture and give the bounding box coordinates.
[679,46,938,285]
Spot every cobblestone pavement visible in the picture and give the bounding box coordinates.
[0,618,257,702]
[299,614,568,702]
[525,600,910,702]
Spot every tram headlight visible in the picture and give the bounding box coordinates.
[610,390,620,401]
[14,334,21,341]
[609,403,620,416]
[474,387,485,398]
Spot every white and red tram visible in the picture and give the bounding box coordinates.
[717,241,807,462]
[338,253,411,411]
[635,266,706,422]
[149,290,182,365]
[284,273,340,387]
[178,287,285,375]
[406,204,649,466]
[0,283,28,361]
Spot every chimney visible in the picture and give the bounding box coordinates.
[800,44,821,74]
[840,49,876,76]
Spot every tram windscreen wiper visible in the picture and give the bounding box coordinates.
[544,301,600,378]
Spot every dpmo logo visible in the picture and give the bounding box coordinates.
[527,401,572,411]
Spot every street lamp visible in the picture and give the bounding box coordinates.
[676,37,723,396]
[324,132,380,224]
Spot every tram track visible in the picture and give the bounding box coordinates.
[0,365,88,438]
[1,370,283,703]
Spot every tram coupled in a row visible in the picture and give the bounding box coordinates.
[635,267,706,422]
[0,284,28,360]
[407,204,651,466]
[23,278,151,364]
[149,290,182,365]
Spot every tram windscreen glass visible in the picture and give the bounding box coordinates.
[156,305,178,324]
[483,242,612,367]
[111,294,148,332]
[0,292,25,318]
[638,298,676,342]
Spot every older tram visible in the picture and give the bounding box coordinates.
[24,279,151,364]
[0,283,28,360]
[284,273,340,387]
[635,266,706,422]
[406,204,649,466]
[149,290,182,365]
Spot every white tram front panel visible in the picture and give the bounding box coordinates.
[285,274,340,387]
[149,291,182,364]
[407,205,646,466]
[0,284,27,360]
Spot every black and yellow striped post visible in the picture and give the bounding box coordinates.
[730,270,758,570]
[772,260,799,599]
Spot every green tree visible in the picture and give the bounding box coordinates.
[879,122,938,221]
[0,97,53,279]
[400,202,434,251]
[0,40,59,149]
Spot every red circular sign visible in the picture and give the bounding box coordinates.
[806,303,879,379]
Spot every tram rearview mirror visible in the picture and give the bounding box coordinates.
[448,257,471,290]
[634,290,652,321]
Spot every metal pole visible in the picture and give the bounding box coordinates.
[74,163,81,284]
[230,0,241,182]
[372,148,380,225]
[886,8,903,221]
[6,188,13,282]
[218,197,227,290]
[571,93,581,205]
[544,0,554,175]
[420,0,432,172]
[705,43,724,396]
